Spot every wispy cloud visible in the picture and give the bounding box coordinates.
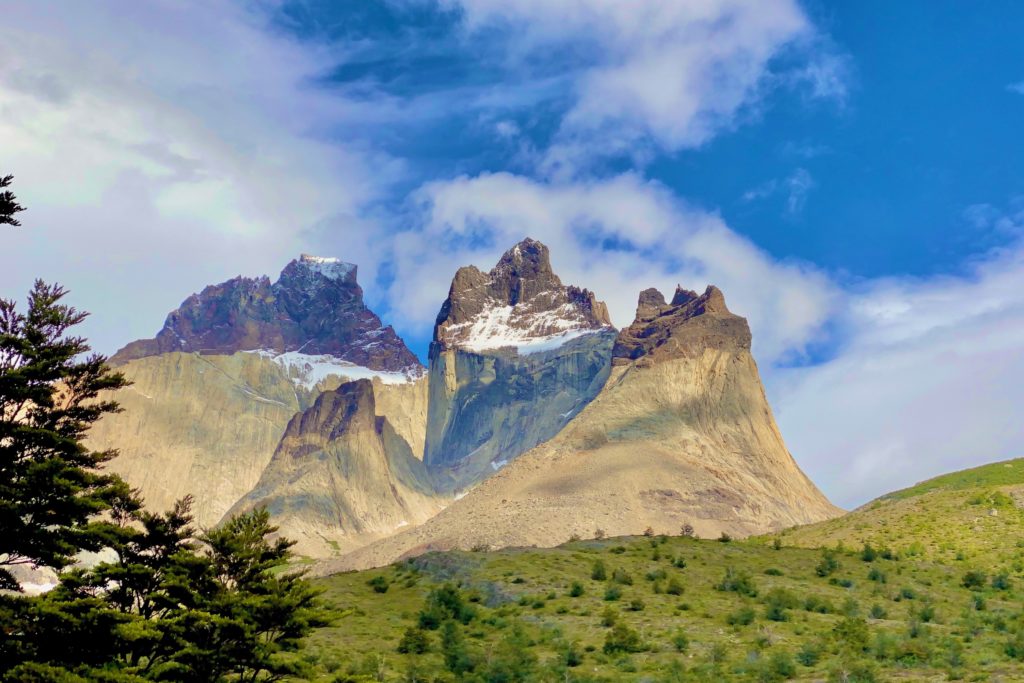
[742,168,815,215]
[1007,81,1024,95]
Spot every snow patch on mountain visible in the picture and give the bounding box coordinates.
[297,254,355,281]
[248,350,421,389]
[447,300,605,353]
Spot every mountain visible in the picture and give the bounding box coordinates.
[424,238,617,489]
[224,379,444,557]
[88,255,426,529]
[111,254,421,374]
[777,457,1024,569]
[321,282,840,571]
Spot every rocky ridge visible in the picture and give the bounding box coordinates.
[432,238,611,353]
[112,254,421,375]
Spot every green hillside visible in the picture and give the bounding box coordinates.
[777,458,1024,570]
[881,459,1024,501]
[299,531,1024,682]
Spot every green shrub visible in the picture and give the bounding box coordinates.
[611,567,633,585]
[796,643,821,666]
[869,604,888,619]
[591,560,607,581]
[727,606,757,626]
[419,584,476,630]
[397,626,430,654]
[867,567,887,583]
[604,585,622,601]
[671,630,689,653]
[627,598,645,612]
[603,622,645,654]
[897,587,917,600]
[833,617,870,653]
[645,568,667,582]
[716,567,758,596]
[816,549,840,577]
[367,575,390,593]
[802,595,833,614]
[600,606,618,627]
[562,642,583,668]
[992,573,1012,590]
[962,571,987,589]
[861,543,878,562]
[1005,629,1024,660]
[763,568,783,576]
[666,577,684,595]
[569,581,584,597]
[441,620,475,675]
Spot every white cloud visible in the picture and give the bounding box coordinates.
[444,0,841,173]
[0,2,401,355]
[1007,81,1024,95]
[388,172,838,363]
[772,210,1024,508]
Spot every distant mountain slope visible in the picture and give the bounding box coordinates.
[323,284,840,571]
[776,458,1024,568]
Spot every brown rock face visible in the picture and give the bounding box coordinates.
[612,285,752,365]
[432,238,612,354]
[112,254,421,373]
[225,379,445,557]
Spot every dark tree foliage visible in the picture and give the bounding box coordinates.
[2,501,327,682]
[0,280,129,589]
[1,175,25,227]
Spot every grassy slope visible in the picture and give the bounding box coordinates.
[294,459,1024,681]
[778,458,1024,570]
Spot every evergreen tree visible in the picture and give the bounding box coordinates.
[0,175,25,227]
[0,280,129,589]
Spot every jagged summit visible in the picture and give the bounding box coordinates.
[112,255,421,374]
[432,238,613,355]
[293,253,356,282]
[613,284,751,365]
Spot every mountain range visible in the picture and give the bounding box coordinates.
[89,239,840,562]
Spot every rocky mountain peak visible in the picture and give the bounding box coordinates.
[280,379,378,455]
[112,255,421,374]
[277,254,358,290]
[613,284,751,364]
[432,238,613,354]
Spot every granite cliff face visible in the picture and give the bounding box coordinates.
[424,239,617,489]
[224,379,443,557]
[322,284,842,571]
[112,254,421,374]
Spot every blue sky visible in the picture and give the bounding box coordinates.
[2,1,1023,507]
